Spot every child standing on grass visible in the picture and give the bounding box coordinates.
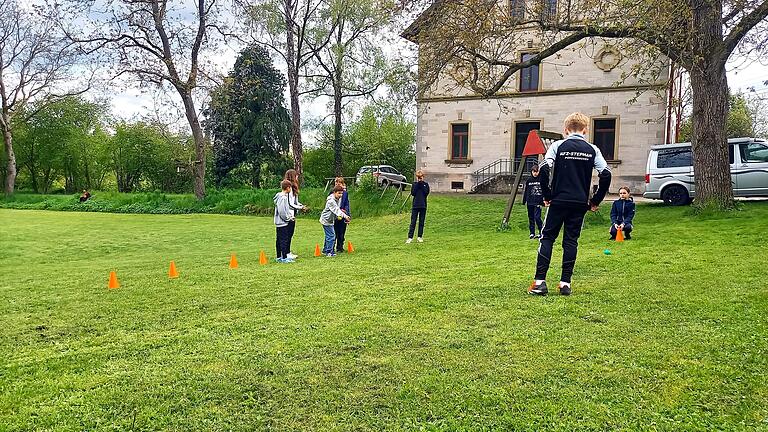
[529,112,612,296]
[320,185,350,257]
[522,165,544,239]
[284,169,307,259]
[274,180,295,263]
[610,186,635,240]
[406,170,430,243]
[330,177,351,253]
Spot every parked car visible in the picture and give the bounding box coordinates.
[644,137,768,205]
[355,165,408,187]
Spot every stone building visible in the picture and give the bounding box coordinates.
[402,3,671,193]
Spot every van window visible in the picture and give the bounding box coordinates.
[359,167,372,173]
[740,142,768,163]
[657,147,692,168]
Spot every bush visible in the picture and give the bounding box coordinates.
[356,173,378,194]
[0,188,407,218]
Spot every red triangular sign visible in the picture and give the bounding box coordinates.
[521,130,546,156]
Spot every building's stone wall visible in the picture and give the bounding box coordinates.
[415,88,666,194]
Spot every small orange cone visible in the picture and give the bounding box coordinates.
[108,271,120,289]
[259,250,268,265]
[314,244,321,257]
[168,261,179,279]
[347,240,354,253]
[229,253,239,269]
[616,228,625,242]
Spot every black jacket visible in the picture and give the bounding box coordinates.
[539,134,612,207]
[522,176,544,206]
[610,198,635,225]
[411,181,430,209]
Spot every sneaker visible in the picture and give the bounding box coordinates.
[405,238,412,244]
[283,257,296,263]
[287,252,298,259]
[609,236,616,241]
[625,234,632,240]
[417,237,424,243]
[529,234,535,239]
[559,283,572,296]
[528,281,548,296]
[275,257,285,263]
[326,253,335,257]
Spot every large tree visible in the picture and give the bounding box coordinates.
[204,44,291,188]
[238,0,337,178]
[405,0,768,209]
[0,0,91,195]
[306,0,397,175]
[68,0,226,199]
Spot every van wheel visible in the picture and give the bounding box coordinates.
[662,185,690,206]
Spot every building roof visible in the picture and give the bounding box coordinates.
[401,0,446,43]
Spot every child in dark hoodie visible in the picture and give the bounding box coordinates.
[610,186,635,240]
[406,170,430,243]
[522,165,544,239]
[274,180,295,263]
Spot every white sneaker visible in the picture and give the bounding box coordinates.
[405,238,412,244]
[417,237,424,243]
[287,253,298,259]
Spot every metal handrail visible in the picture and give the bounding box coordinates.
[471,158,535,191]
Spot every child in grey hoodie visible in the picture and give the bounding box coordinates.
[274,180,295,263]
[320,185,350,256]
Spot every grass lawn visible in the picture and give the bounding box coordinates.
[1,196,767,431]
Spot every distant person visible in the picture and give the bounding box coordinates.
[328,177,350,253]
[529,112,612,296]
[610,186,635,240]
[522,165,544,239]
[284,169,307,259]
[320,185,350,257]
[406,170,430,244]
[273,180,295,263]
[79,190,91,203]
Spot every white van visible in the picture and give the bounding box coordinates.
[644,137,768,205]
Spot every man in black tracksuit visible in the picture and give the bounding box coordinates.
[529,112,612,296]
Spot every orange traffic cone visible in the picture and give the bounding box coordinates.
[347,240,354,253]
[168,261,179,279]
[108,271,120,289]
[314,244,321,257]
[229,253,239,269]
[616,228,625,242]
[259,250,268,265]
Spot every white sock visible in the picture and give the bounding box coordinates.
[560,281,570,288]
[535,279,545,285]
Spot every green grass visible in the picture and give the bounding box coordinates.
[1,197,767,431]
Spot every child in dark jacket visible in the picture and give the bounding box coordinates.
[329,177,351,252]
[406,170,430,243]
[522,165,544,239]
[610,186,635,240]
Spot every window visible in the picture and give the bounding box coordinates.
[657,148,693,168]
[451,181,465,190]
[592,118,617,160]
[740,142,768,163]
[451,123,470,159]
[519,53,540,92]
[540,0,557,20]
[510,0,525,19]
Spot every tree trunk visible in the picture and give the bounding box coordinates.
[333,83,343,176]
[689,66,733,208]
[1,116,16,195]
[687,0,734,209]
[284,0,303,178]
[180,91,206,200]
